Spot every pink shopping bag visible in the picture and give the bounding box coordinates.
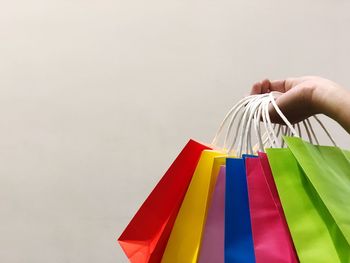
[198,165,226,263]
[245,153,298,263]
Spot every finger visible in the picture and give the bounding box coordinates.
[269,77,305,93]
[250,82,262,95]
[267,93,295,124]
[269,79,287,93]
[267,89,314,124]
[261,79,270,93]
[283,77,303,91]
[267,103,282,124]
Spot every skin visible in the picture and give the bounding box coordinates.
[250,76,350,134]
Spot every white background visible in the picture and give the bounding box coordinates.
[0,0,349,262]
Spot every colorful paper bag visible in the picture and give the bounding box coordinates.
[266,148,350,263]
[118,139,210,263]
[161,151,226,263]
[258,152,298,260]
[225,157,255,263]
[285,137,350,245]
[198,165,226,263]
[258,152,285,216]
[246,155,298,263]
[343,149,350,162]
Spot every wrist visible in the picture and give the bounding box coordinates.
[311,83,340,116]
[312,83,350,133]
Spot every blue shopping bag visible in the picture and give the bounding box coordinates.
[225,156,256,263]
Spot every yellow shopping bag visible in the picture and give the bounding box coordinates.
[161,150,226,263]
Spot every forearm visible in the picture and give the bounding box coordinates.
[313,85,350,134]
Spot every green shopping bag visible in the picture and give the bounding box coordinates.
[284,137,350,245]
[344,150,350,162]
[266,148,350,263]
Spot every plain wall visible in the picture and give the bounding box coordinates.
[0,0,349,262]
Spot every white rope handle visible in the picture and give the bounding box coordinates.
[239,95,280,155]
[245,96,275,154]
[261,97,277,148]
[241,96,268,154]
[268,92,298,136]
[223,103,248,150]
[227,95,266,154]
[250,92,297,150]
[211,95,258,146]
[212,91,337,155]
[234,97,259,155]
[264,96,282,145]
[313,115,337,146]
[253,100,264,152]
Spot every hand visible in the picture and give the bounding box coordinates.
[250,76,350,133]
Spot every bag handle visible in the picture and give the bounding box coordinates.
[211,95,257,147]
[264,92,337,147]
[249,92,337,151]
[212,92,337,155]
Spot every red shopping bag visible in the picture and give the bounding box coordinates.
[245,153,298,263]
[118,139,211,263]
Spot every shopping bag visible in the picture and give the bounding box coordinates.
[245,155,298,263]
[118,139,211,263]
[258,152,285,217]
[344,149,350,162]
[285,136,350,245]
[258,152,298,261]
[266,148,350,263]
[225,157,255,263]
[161,151,226,263]
[198,165,226,263]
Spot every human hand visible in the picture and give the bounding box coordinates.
[250,76,350,132]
